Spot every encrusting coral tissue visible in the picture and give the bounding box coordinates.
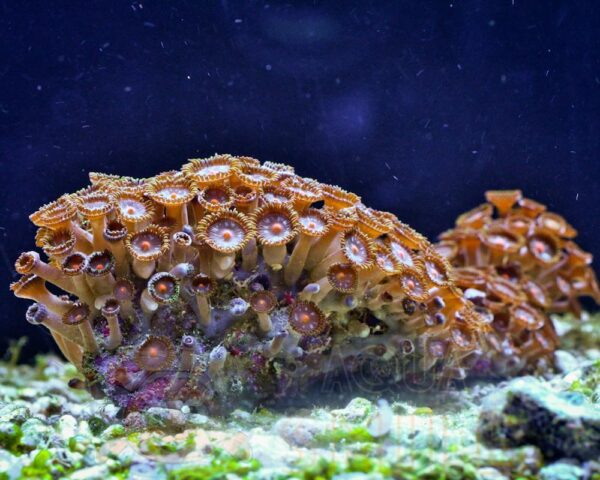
[10,155,600,414]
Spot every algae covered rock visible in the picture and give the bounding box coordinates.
[539,461,584,480]
[477,377,600,461]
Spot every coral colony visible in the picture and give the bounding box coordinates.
[436,190,600,375]
[10,155,600,413]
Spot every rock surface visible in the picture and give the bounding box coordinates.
[478,376,600,461]
[1,314,599,479]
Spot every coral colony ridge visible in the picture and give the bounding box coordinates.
[10,155,600,414]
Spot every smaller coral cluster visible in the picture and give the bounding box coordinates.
[436,190,600,375]
[10,155,492,414]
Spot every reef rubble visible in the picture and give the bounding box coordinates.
[1,312,599,479]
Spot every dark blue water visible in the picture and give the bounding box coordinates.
[1,1,598,358]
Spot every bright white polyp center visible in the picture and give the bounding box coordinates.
[376,252,396,272]
[208,219,245,249]
[344,234,368,265]
[300,214,326,234]
[527,283,547,305]
[131,233,161,256]
[487,232,517,248]
[119,199,146,218]
[199,164,229,176]
[248,173,268,182]
[264,191,288,203]
[389,240,414,267]
[157,186,189,201]
[401,273,423,297]
[258,213,292,242]
[425,260,447,283]
[529,236,555,261]
[514,306,540,329]
[84,199,109,211]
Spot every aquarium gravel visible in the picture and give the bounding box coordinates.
[1,313,599,479]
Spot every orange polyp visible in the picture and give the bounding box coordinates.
[222,230,233,241]
[271,223,284,235]
[407,279,416,290]
[140,240,152,252]
[148,346,159,357]
[210,198,219,204]
[351,244,359,255]
[300,313,311,324]
[533,240,546,254]
[127,207,135,215]
[308,221,316,229]
[170,193,178,199]
[336,271,346,281]
[95,263,104,270]
[157,282,168,293]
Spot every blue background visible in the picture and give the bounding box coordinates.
[1,1,598,359]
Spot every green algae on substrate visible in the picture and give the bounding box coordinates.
[166,449,261,479]
[0,424,23,454]
[272,450,479,480]
[142,432,196,456]
[313,425,376,446]
[568,359,600,401]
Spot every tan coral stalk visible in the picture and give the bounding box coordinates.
[125,225,170,279]
[85,250,116,296]
[61,252,96,306]
[15,251,75,294]
[264,332,287,357]
[195,210,254,278]
[10,274,73,316]
[52,331,84,369]
[179,335,196,372]
[62,302,99,354]
[25,303,84,346]
[285,208,329,286]
[188,274,215,327]
[101,298,123,350]
[250,290,277,333]
[113,278,136,320]
[74,192,114,251]
[103,220,130,277]
[254,203,299,269]
[208,345,228,378]
[145,172,196,229]
[304,207,357,270]
[172,231,194,264]
[242,237,258,272]
[140,287,159,319]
